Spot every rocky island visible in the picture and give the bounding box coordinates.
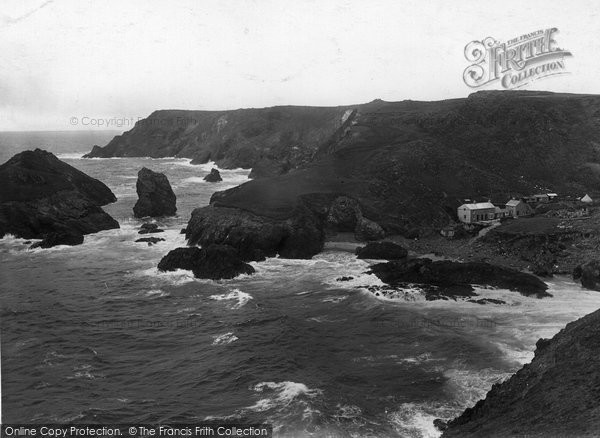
[133,167,177,218]
[0,149,119,247]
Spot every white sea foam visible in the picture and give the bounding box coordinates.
[247,381,322,412]
[209,289,253,309]
[212,332,238,345]
[134,267,197,285]
[321,295,348,303]
[143,289,170,298]
[56,152,86,159]
[66,364,104,380]
[389,402,450,438]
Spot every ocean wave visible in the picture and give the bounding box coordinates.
[134,267,197,285]
[248,381,322,412]
[142,289,171,298]
[209,289,253,309]
[389,402,451,438]
[321,295,348,303]
[212,332,238,345]
[443,364,511,408]
[66,364,104,380]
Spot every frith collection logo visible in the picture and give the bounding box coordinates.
[463,28,572,89]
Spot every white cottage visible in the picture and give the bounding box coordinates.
[457,202,496,224]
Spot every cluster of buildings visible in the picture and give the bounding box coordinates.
[457,193,594,224]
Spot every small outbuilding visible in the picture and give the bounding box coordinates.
[581,194,593,203]
[506,199,532,218]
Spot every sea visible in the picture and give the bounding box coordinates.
[2,130,600,437]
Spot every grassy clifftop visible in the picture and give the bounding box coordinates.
[209,91,600,233]
[87,91,600,233]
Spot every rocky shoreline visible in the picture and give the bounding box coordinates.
[440,307,600,437]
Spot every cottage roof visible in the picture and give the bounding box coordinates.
[506,199,522,207]
[460,202,495,210]
[581,194,593,203]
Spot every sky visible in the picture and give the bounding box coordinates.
[1,0,599,130]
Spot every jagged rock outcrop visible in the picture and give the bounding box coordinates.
[158,247,203,271]
[138,223,164,234]
[355,241,408,260]
[30,230,85,248]
[573,260,600,291]
[157,245,255,279]
[354,216,385,241]
[185,204,324,261]
[133,168,176,218]
[0,149,119,246]
[368,258,549,299]
[326,196,361,231]
[203,168,222,182]
[248,158,290,179]
[442,308,600,437]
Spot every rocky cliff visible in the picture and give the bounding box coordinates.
[88,91,600,244]
[83,105,356,175]
[442,307,600,437]
[0,149,119,244]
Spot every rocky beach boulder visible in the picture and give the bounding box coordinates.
[0,149,119,247]
[203,168,222,182]
[355,241,408,260]
[354,216,385,241]
[573,260,600,291]
[138,223,164,234]
[135,237,165,246]
[30,230,85,248]
[133,167,176,218]
[157,244,255,279]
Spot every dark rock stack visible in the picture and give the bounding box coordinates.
[441,308,600,437]
[133,167,176,218]
[573,260,600,291]
[185,204,324,261]
[158,244,255,279]
[203,168,222,182]
[0,149,119,248]
[355,241,408,260]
